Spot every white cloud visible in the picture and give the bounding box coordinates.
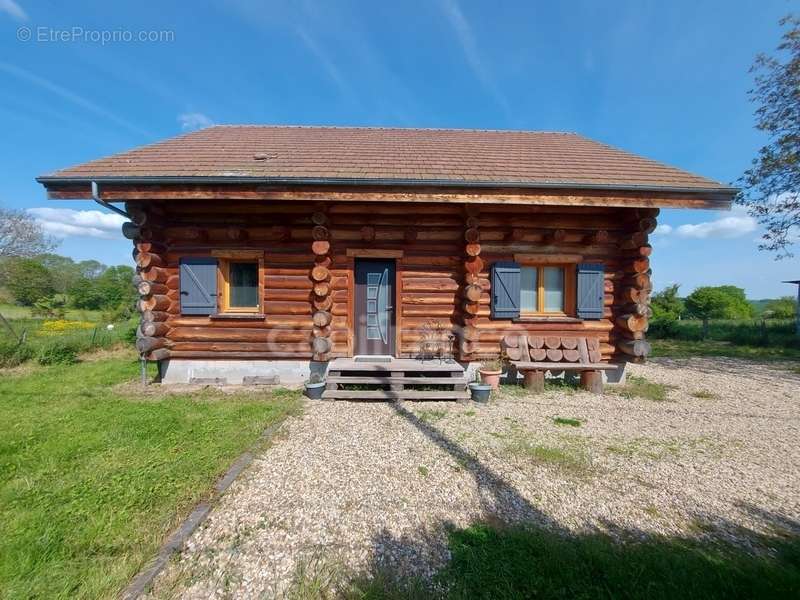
[178,112,214,131]
[439,0,510,116]
[27,208,127,240]
[652,224,673,235]
[655,206,758,240]
[0,0,27,21]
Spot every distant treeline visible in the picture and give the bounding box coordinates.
[0,253,136,320]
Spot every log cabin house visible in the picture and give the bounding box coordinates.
[37,126,735,397]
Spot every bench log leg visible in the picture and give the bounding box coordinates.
[580,370,603,394]
[522,370,545,394]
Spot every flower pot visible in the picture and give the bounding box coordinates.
[479,369,502,389]
[469,382,492,403]
[304,381,326,400]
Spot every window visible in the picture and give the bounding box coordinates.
[519,265,573,315]
[218,254,264,314]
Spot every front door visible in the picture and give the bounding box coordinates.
[354,259,396,356]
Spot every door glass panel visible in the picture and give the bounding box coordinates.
[543,267,565,312]
[377,269,389,344]
[229,262,259,308]
[520,267,538,312]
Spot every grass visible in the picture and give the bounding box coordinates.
[505,432,589,476]
[552,417,582,427]
[0,354,301,599]
[288,522,800,599]
[417,465,429,478]
[613,375,675,402]
[416,409,446,423]
[651,339,800,361]
[691,389,719,400]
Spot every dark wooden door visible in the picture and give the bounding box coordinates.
[354,259,396,356]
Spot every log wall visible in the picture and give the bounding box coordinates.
[126,200,655,364]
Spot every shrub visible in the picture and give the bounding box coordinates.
[0,340,35,368]
[37,340,80,365]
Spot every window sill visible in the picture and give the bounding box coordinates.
[210,313,266,320]
[513,316,583,324]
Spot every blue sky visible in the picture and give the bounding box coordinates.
[0,0,796,298]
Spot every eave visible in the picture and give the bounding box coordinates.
[35,175,737,210]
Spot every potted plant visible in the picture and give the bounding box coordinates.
[304,372,326,399]
[478,358,503,389]
[469,380,492,403]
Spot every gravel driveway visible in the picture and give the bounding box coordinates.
[149,357,800,598]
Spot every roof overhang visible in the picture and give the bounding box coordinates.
[36,175,737,210]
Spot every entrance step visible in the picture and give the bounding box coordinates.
[322,357,468,401]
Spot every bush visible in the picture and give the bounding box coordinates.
[0,340,35,368]
[37,340,80,365]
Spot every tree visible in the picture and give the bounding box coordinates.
[764,296,797,319]
[4,258,56,306]
[738,15,800,258]
[713,285,755,319]
[651,284,684,321]
[685,286,751,338]
[0,206,57,258]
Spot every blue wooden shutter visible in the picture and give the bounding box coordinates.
[490,261,521,319]
[576,263,604,319]
[180,257,218,315]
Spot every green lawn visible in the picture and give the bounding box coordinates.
[0,355,301,599]
[650,339,800,361]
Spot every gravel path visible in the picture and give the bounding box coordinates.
[149,358,800,598]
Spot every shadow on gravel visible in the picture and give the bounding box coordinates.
[348,509,800,600]
[334,403,800,599]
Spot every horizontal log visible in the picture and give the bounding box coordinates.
[616,314,649,332]
[148,347,171,361]
[311,337,332,354]
[170,341,313,353]
[312,225,330,241]
[136,336,167,353]
[138,281,169,297]
[140,266,170,283]
[265,275,313,290]
[312,240,330,255]
[138,295,172,312]
[622,303,653,318]
[122,222,140,240]
[563,349,580,362]
[465,243,481,257]
[544,336,561,349]
[312,211,327,225]
[142,322,170,337]
[141,310,169,322]
[135,252,164,269]
[311,265,330,282]
[313,310,332,327]
[617,339,651,357]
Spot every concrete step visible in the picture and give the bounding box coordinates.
[326,375,468,385]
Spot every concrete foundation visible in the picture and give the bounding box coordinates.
[158,359,328,385]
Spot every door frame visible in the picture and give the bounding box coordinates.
[348,250,403,357]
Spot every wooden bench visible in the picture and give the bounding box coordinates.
[501,334,618,394]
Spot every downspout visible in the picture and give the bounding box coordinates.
[91,181,130,219]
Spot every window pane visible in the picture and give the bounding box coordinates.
[229,262,259,308]
[520,267,538,312]
[543,267,565,312]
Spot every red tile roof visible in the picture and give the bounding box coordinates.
[39,125,734,195]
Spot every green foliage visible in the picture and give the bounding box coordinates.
[36,339,80,365]
[651,284,684,320]
[553,417,582,427]
[3,258,55,306]
[764,296,798,319]
[31,294,67,319]
[0,357,301,598]
[69,265,136,312]
[737,15,800,257]
[613,375,675,402]
[0,340,35,367]
[685,286,754,324]
[434,523,800,599]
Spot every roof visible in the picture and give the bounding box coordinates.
[37,125,736,206]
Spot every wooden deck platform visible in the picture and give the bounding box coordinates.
[322,357,469,401]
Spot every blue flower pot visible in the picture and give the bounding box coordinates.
[469,382,492,403]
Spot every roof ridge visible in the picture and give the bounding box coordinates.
[204,124,580,135]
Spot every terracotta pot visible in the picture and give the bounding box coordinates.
[479,369,502,389]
